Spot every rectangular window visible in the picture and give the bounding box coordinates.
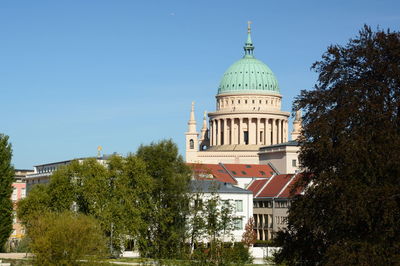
[11,188,17,201]
[234,218,243,230]
[21,188,26,198]
[235,200,243,212]
[292,159,297,167]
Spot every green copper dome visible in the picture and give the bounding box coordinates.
[217,26,279,95]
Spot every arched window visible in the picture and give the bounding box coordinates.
[189,139,194,149]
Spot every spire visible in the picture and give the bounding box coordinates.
[202,111,207,130]
[200,110,209,141]
[244,21,254,57]
[187,102,197,133]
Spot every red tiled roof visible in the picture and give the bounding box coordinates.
[278,174,302,198]
[222,163,275,178]
[247,179,269,195]
[257,174,294,198]
[188,163,237,184]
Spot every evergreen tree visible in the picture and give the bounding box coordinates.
[0,134,14,251]
[274,26,400,265]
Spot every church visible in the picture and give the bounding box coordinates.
[185,23,302,175]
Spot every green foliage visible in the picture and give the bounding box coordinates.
[0,134,14,251]
[18,154,154,256]
[136,139,192,259]
[191,242,252,265]
[28,211,106,265]
[274,25,400,265]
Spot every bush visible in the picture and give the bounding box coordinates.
[28,211,106,265]
[191,242,252,265]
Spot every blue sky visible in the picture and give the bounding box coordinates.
[1,0,399,168]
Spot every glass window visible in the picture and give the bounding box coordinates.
[235,200,243,212]
[21,188,26,198]
[292,159,297,167]
[11,188,17,201]
[190,139,194,149]
[234,218,243,230]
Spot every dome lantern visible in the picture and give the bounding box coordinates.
[244,21,254,57]
[217,23,280,96]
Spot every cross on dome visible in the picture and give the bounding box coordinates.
[244,21,254,57]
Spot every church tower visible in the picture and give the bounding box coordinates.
[185,102,199,162]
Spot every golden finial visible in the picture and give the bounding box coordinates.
[97,146,103,158]
[247,21,252,33]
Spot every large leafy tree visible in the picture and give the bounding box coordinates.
[275,26,400,265]
[0,134,14,251]
[136,139,192,259]
[18,155,153,255]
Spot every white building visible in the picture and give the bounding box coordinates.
[190,180,253,242]
[25,154,112,191]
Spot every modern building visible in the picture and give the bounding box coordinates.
[25,154,114,191]
[190,179,253,242]
[247,174,302,240]
[185,23,302,168]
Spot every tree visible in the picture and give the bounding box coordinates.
[241,217,256,248]
[274,25,400,265]
[18,155,154,256]
[28,211,106,265]
[136,139,192,259]
[0,134,14,251]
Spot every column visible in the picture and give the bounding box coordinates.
[223,119,227,145]
[215,119,221,145]
[264,119,268,146]
[210,120,214,146]
[276,119,280,144]
[230,119,234,145]
[272,119,277,145]
[213,120,216,146]
[256,118,261,145]
[238,118,243,145]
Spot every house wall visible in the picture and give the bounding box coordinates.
[194,192,253,242]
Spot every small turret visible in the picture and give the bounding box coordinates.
[185,102,199,162]
[199,111,210,150]
[291,109,302,140]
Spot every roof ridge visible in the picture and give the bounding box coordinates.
[267,162,280,175]
[219,162,237,184]
[255,174,276,198]
[276,174,296,198]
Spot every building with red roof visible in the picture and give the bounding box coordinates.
[188,162,277,188]
[246,174,302,240]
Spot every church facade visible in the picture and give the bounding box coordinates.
[185,24,301,172]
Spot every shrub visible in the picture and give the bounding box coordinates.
[28,211,106,265]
